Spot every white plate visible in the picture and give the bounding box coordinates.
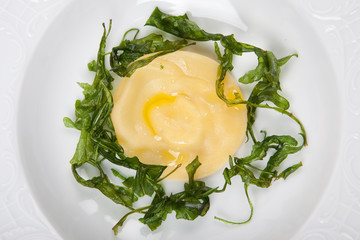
[1,0,360,239]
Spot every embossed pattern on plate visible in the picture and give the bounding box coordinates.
[294,0,360,239]
[1,0,359,239]
[0,1,70,239]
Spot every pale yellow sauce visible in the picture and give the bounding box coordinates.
[111,51,247,180]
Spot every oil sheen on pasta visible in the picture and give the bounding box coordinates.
[111,51,247,180]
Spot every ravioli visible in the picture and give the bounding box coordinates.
[111,51,247,180]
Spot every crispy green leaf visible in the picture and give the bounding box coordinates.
[145,7,222,41]
[139,194,171,231]
[214,42,244,106]
[220,34,262,55]
[110,31,194,77]
[69,129,94,165]
[223,134,304,188]
[238,56,265,84]
[63,117,77,129]
[185,156,201,186]
[87,60,98,72]
[278,162,302,180]
[215,33,302,144]
[111,168,126,181]
[72,164,136,207]
[127,164,165,197]
[136,157,217,231]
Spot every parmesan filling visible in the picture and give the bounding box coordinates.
[111,51,247,180]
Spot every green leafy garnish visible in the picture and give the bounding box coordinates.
[112,157,217,233]
[145,7,222,41]
[64,7,307,235]
[110,28,194,77]
[216,134,303,224]
[64,20,168,210]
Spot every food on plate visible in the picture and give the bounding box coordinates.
[110,51,247,180]
[63,7,307,235]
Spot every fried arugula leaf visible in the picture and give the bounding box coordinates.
[139,157,217,230]
[145,7,222,41]
[112,158,218,233]
[63,21,115,165]
[110,29,194,77]
[216,34,300,141]
[215,134,303,224]
[72,163,137,208]
[223,134,304,188]
[121,163,164,198]
[64,21,168,211]
[69,129,94,165]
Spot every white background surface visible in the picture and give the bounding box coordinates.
[1,0,360,239]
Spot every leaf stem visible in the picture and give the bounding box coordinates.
[214,183,253,224]
[112,205,151,235]
[249,102,307,146]
[215,182,228,193]
[156,164,182,182]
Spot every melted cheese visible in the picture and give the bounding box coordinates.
[111,51,247,180]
